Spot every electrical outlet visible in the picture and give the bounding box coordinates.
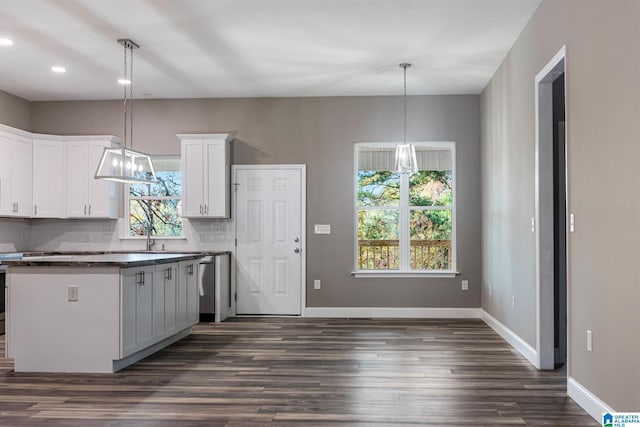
[587,330,593,352]
[68,285,79,302]
[314,279,321,290]
[511,295,515,309]
[461,280,469,291]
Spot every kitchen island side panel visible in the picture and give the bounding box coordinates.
[7,266,121,373]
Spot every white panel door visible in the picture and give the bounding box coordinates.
[236,167,303,315]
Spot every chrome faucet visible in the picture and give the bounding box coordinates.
[146,222,155,251]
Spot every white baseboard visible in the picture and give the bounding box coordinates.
[567,377,613,422]
[304,307,483,318]
[481,310,538,367]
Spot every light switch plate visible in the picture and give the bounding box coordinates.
[68,285,79,302]
[314,224,331,234]
[461,280,469,291]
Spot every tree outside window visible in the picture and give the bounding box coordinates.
[128,158,182,237]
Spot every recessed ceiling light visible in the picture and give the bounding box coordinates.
[117,78,131,85]
[51,66,66,73]
[0,38,14,46]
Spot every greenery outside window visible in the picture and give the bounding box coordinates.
[127,157,182,237]
[354,142,456,275]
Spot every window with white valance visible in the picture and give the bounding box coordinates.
[354,142,456,276]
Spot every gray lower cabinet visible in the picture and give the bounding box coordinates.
[121,262,198,359]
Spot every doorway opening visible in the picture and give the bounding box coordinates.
[535,47,568,370]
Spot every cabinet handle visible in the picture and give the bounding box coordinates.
[165,267,172,280]
[137,271,145,286]
[199,204,203,215]
[84,205,87,215]
[205,204,208,215]
[187,264,194,276]
[34,204,37,216]
[88,205,92,215]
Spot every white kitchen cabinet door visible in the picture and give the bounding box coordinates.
[187,262,200,325]
[179,134,231,218]
[65,139,119,218]
[135,267,154,349]
[154,263,178,339]
[32,139,65,218]
[0,133,32,217]
[162,263,179,336]
[204,141,230,217]
[0,134,12,215]
[65,141,89,218]
[153,266,166,339]
[180,139,205,217]
[121,266,155,358]
[121,268,139,357]
[177,260,199,329]
[87,141,117,218]
[11,135,32,217]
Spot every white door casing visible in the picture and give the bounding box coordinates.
[235,166,305,315]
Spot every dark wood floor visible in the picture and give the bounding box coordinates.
[0,318,596,426]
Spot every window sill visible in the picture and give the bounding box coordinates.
[351,270,459,279]
[119,236,187,241]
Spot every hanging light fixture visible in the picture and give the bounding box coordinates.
[95,39,156,184]
[394,63,418,174]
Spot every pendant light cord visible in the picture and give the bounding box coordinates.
[403,64,407,144]
[400,63,411,144]
[123,43,127,151]
[130,45,133,150]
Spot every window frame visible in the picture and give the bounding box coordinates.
[123,155,185,240]
[353,141,457,278]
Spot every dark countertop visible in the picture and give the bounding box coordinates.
[1,252,228,268]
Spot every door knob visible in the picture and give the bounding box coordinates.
[294,248,300,253]
[294,237,300,242]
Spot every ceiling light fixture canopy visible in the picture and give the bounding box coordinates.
[394,63,418,174]
[95,38,156,184]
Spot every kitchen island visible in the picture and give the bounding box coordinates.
[4,253,205,373]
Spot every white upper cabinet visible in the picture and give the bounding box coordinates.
[179,133,231,218]
[65,138,120,219]
[0,130,32,218]
[32,137,65,218]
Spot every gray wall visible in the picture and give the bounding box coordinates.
[0,89,31,131]
[481,0,639,412]
[30,95,481,308]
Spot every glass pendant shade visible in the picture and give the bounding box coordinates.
[94,146,157,183]
[394,143,418,174]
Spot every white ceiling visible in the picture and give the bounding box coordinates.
[0,0,541,101]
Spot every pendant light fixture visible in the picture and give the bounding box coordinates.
[394,63,418,174]
[95,39,156,184]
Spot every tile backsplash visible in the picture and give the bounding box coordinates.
[1,217,234,253]
[0,218,30,252]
